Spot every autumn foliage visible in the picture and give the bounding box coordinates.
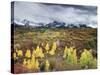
[12,42,97,73]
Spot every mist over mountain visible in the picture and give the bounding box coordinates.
[12,2,97,28]
[12,18,91,28]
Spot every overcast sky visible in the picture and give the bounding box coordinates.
[12,1,97,28]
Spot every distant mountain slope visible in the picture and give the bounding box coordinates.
[12,19,91,28]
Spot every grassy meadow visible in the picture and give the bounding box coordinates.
[12,27,97,73]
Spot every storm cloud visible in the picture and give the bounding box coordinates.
[13,1,97,28]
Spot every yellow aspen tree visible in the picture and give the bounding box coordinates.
[25,49,31,58]
[86,49,94,67]
[45,60,50,71]
[87,49,93,62]
[63,46,68,58]
[72,49,77,64]
[36,46,40,52]
[13,52,17,60]
[32,49,36,57]
[49,42,57,55]
[91,58,97,68]
[67,48,73,64]
[35,46,40,57]
[32,51,35,60]
[35,46,44,58]
[49,49,55,55]
[80,49,88,68]
[35,59,40,70]
[52,42,57,50]
[23,58,27,66]
[31,54,35,64]
[70,47,74,53]
[80,49,93,68]
[65,47,78,64]
[17,50,23,57]
[45,43,49,53]
[39,47,44,58]
[31,55,36,69]
[26,59,32,69]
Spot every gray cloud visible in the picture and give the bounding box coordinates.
[13,1,97,28]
